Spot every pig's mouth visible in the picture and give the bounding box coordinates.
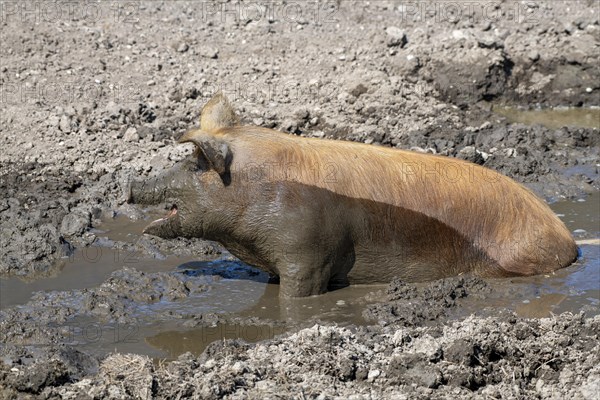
[142,204,181,237]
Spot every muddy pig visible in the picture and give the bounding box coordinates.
[128,93,578,297]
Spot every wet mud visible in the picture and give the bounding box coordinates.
[1,0,599,398]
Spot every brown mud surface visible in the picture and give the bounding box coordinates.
[1,1,599,399]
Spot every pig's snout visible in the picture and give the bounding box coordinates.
[142,204,181,239]
[126,176,169,205]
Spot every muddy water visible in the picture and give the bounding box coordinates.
[0,215,187,308]
[1,195,598,359]
[493,106,600,130]
[145,323,288,359]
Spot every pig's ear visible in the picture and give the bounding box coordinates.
[200,91,239,133]
[179,130,232,177]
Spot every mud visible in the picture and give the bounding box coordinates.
[2,313,598,399]
[1,0,600,398]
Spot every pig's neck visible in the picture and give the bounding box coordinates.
[204,182,279,274]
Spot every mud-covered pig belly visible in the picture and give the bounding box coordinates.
[347,239,497,284]
[344,200,500,284]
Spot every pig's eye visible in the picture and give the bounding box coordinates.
[182,155,204,172]
[194,155,211,172]
[191,148,209,169]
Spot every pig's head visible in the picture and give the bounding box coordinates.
[127,92,239,239]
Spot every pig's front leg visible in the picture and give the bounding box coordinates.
[277,258,332,298]
[273,230,354,297]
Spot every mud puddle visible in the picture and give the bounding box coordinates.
[0,214,190,308]
[139,283,384,360]
[493,106,600,129]
[145,323,288,360]
[466,241,599,319]
[63,317,285,361]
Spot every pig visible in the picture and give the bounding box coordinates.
[128,93,578,298]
